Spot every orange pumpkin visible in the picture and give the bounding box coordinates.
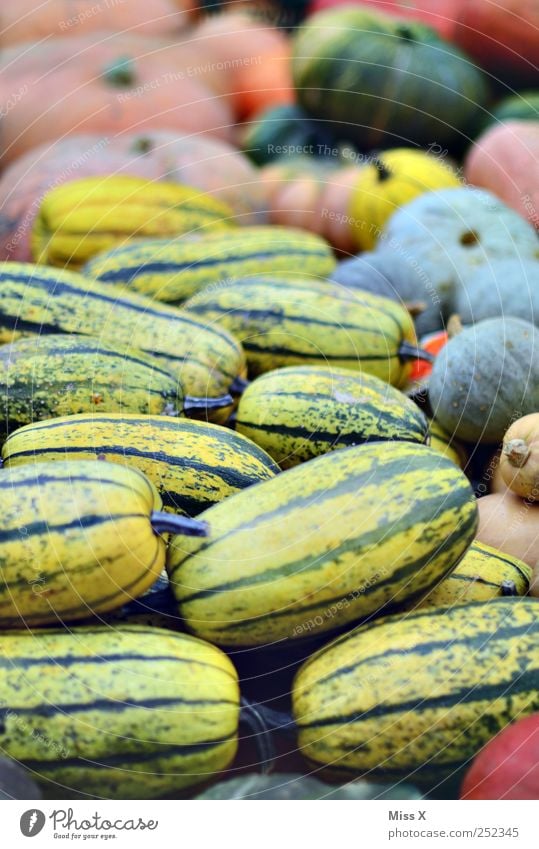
[0,32,236,166]
[0,1,197,45]
[0,131,268,262]
[259,160,362,253]
[465,122,539,231]
[192,12,294,118]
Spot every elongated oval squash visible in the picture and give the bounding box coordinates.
[32,175,235,269]
[167,442,478,647]
[0,334,182,442]
[236,365,429,468]
[2,414,278,515]
[0,460,205,627]
[409,540,531,609]
[184,277,419,387]
[84,227,337,305]
[293,598,539,783]
[0,626,239,798]
[0,262,246,408]
[428,419,468,469]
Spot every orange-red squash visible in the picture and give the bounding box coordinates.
[0,33,236,166]
[0,1,197,46]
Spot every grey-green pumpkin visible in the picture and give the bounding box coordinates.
[455,259,539,326]
[429,317,539,443]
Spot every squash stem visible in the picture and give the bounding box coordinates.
[102,55,136,87]
[150,511,208,538]
[230,375,250,395]
[183,393,233,414]
[398,342,434,364]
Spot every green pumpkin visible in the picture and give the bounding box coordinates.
[490,91,539,125]
[455,259,539,326]
[382,187,539,325]
[292,7,489,150]
[242,104,340,165]
[331,249,443,336]
[429,317,539,444]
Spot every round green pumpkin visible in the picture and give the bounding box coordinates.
[429,317,539,444]
[292,7,489,150]
[455,259,539,326]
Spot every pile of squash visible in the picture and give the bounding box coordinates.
[0,0,538,805]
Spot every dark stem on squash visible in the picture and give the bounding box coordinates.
[230,375,250,395]
[183,393,233,414]
[103,55,136,87]
[130,136,154,155]
[501,580,518,596]
[398,341,434,364]
[150,511,208,538]
[372,157,392,182]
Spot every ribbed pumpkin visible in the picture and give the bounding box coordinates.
[0,1,197,45]
[465,122,539,231]
[309,1,539,85]
[293,7,489,150]
[0,131,267,262]
[0,32,237,166]
[347,149,461,250]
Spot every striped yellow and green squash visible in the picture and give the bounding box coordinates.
[3,414,279,515]
[0,626,239,798]
[409,540,532,610]
[236,365,429,468]
[0,460,167,626]
[428,418,468,469]
[84,227,337,305]
[31,175,235,270]
[0,334,182,442]
[293,598,539,782]
[184,277,418,387]
[0,262,246,406]
[167,442,478,647]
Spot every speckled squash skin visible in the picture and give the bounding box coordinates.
[0,626,239,798]
[0,460,165,626]
[84,227,336,305]
[184,277,418,387]
[236,365,429,468]
[2,414,278,516]
[167,442,478,647]
[429,318,539,444]
[0,334,182,442]
[293,598,539,782]
[0,262,246,409]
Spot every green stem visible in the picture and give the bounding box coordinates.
[150,511,208,538]
[399,341,434,364]
[183,393,233,414]
[103,56,136,88]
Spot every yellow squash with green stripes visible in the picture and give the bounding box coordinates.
[236,365,429,468]
[0,626,239,797]
[184,277,420,387]
[293,598,539,782]
[428,418,468,469]
[0,262,246,407]
[31,175,235,269]
[84,226,337,305]
[167,442,478,647]
[2,414,279,515]
[0,460,206,627]
[409,540,531,609]
[0,334,186,442]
